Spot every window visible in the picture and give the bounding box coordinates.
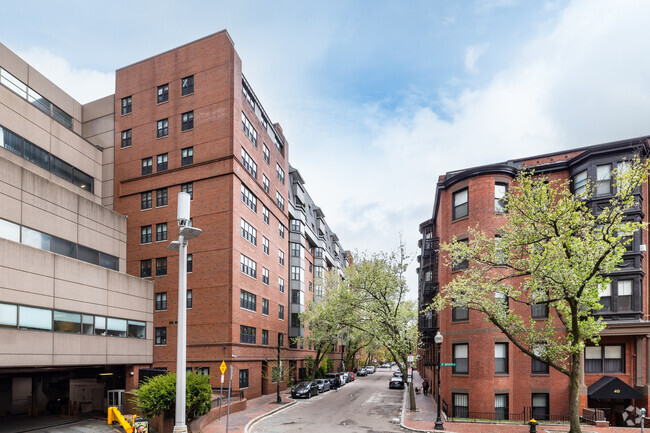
[291,219,302,232]
[452,239,469,271]
[194,366,208,376]
[596,164,611,196]
[279,277,285,293]
[495,291,508,309]
[155,293,167,311]
[291,313,301,328]
[240,325,255,344]
[241,218,257,245]
[156,223,167,241]
[279,223,285,239]
[182,75,194,96]
[278,332,284,347]
[187,290,193,308]
[263,144,270,164]
[617,279,633,311]
[262,329,269,345]
[140,259,152,277]
[262,268,269,285]
[240,290,257,311]
[263,206,269,224]
[531,345,549,374]
[121,96,132,115]
[290,242,302,257]
[495,343,508,374]
[142,157,152,175]
[156,188,168,207]
[155,327,166,345]
[156,257,167,276]
[531,302,548,319]
[181,147,193,165]
[242,84,255,109]
[181,111,194,131]
[181,182,193,199]
[452,306,469,321]
[187,254,193,273]
[263,175,269,193]
[291,266,304,282]
[53,311,81,333]
[121,129,132,148]
[279,250,284,266]
[573,170,587,196]
[241,183,257,213]
[276,163,285,184]
[157,119,168,138]
[157,84,169,103]
[452,343,468,374]
[532,393,549,421]
[279,305,284,320]
[157,153,168,171]
[241,147,257,178]
[453,188,468,220]
[262,298,269,315]
[141,225,152,244]
[585,345,624,373]
[276,191,285,211]
[495,183,508,212]
[262,237,269,255]
[309,281,313,292]
[239,369,249,388]
[599,282,612,311]
[452,393,469,418]
[495,394,509,420]
[241,112,257,146]
[240,254,257,278]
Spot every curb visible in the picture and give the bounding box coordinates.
[400,388,453,433]
[243,399,297,433]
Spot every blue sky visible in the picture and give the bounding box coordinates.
[3,0,650,297]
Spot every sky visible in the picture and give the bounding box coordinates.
[3,0,650,299]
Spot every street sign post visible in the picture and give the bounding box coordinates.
[407,354,414,363]
[440,363,456,367]
[219,361,227,420]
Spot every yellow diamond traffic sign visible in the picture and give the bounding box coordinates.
[220,360,227,375]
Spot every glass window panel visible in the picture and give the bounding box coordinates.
[495,343,506,357]
[0,218,20,242]
[1,126,23,156]
[23,140,49,170]
[77,245,99,265]
[99,253,119,271]
[604,346,621,358]
[1,68,28,98]
[27,88,51,115]
[82,314,94,334]
[599,282,611,296]
[618,280,632,296]
[51,236,76,258]
[21,226,50,250]
[50,156,73,182]
[106,317,127,337]
[52,106,73,129]
[596,165,611,195]
[73,169,94,193]
[18,305,52,330]
[0,303,17,327]
[94,316,106,335]
[53,310,81,333]
[128,320,146,339]
[585,346,601,359]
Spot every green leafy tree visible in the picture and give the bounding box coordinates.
[132,371,211,422]
[434,158,650,433]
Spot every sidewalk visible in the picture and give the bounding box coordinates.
[402,371,637,433]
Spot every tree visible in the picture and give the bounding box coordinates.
[434,158,650,433]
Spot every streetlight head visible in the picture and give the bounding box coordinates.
[180,226,202,239]
[434,331,443,345]
[167,241,180,252]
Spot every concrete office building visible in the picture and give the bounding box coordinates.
[0,43,153,416]
[417,136,650,427]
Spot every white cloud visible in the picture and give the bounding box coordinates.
[16,48,114,104]
[464,44,488,73]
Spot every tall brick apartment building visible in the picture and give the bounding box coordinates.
[113,31,348,398]
[418,136,650,427]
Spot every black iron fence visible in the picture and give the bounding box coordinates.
[449,407,569,423]
[211,388,245,407]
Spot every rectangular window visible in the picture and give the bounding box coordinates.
[291,312,301,328]
[276,191,285,211]
[182,75,194,96]
[187,289,193,308]
[291,219,302,232]
[599,282,612,311]
[240,325,256,344]
[452,239,469,271]
[157,119,169,138]
[573,170,587,196]
[596,164,611,196]
[24,140,49,171]
[291,290,304,305]
[262,329,269,345]
[142,157,152,175]
[617,279,633,311]
[240,218,257,245]
[279,250,284,266]
[155,327,166,345]
[156,188,168,207]
[278,332,284,347]
[290,242,302,257]
[452,343,468,374]
[239,369,249,388]
[240,289,257,311]
[279,223,285,239]
[181,182,193,199]
[453,188,469,220]
[291,266,303,282]
[241,183,257,213]
[262,299,269,315]
[585,345,624,373]
[53,311,81,333]
[452,306,469,321]
[121,96,132,115]
[263,144,270,164]
[157,153,168,171]
[532,393,549,421]
[495,291,508,309]
[181,147,193,165]
[276,163,285,184]
[531,302,548,318]
[242,84,255,109]
[263,206,269,224]
[141,225,152,244]
[121,129,132,148]
[262,237,269,255]
[452,393,469,418]
[156,223,167,241]
[106,318,127,337]
[495,182,508,212]
[262,268,269,285]
[18,305,52,330]
[279,277,285,293]
[495,343,508,374]
[187,254,193,273]
[495,394,509,420]
[140,259,152,277]
[241,147,257,178]
[263,175,270,193]
[156,257,167,276]
[157,84,169,103]
[279,304,284,320]
[127,320,146,339]
[155,293,167,311]
[0,303,17,328]
[240,254,257,278]
[241,112,257,146]
[181,111,194,131]
[532,345,549,374]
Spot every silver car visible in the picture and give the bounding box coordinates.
[315,378,331,392]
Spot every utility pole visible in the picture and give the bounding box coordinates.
[276,333,282,404]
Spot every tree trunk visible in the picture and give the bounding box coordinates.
[311,349,322,381]
[568,352,582,433]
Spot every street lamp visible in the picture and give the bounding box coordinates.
[169,192,202,433]
[434,331,444,431]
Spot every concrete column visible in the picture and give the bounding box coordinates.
[579,349,587,394]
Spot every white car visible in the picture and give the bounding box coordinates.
[366,366,376,374]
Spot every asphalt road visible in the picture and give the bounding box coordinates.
[250,368,405,433]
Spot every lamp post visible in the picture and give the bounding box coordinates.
[434,331,444,431]
[169,192,202,433]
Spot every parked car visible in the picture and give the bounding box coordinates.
[366,366,376,374]
[291,381,319,398]
[389,377,405,389]
[393,371,403,378]
[342,372,350,383]
[347,371,355,381]
[380,363,391,368]
[357,368,367,376]
[314,378,331,392]
[325,373,345,387]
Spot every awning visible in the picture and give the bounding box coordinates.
[588,376,643,400]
